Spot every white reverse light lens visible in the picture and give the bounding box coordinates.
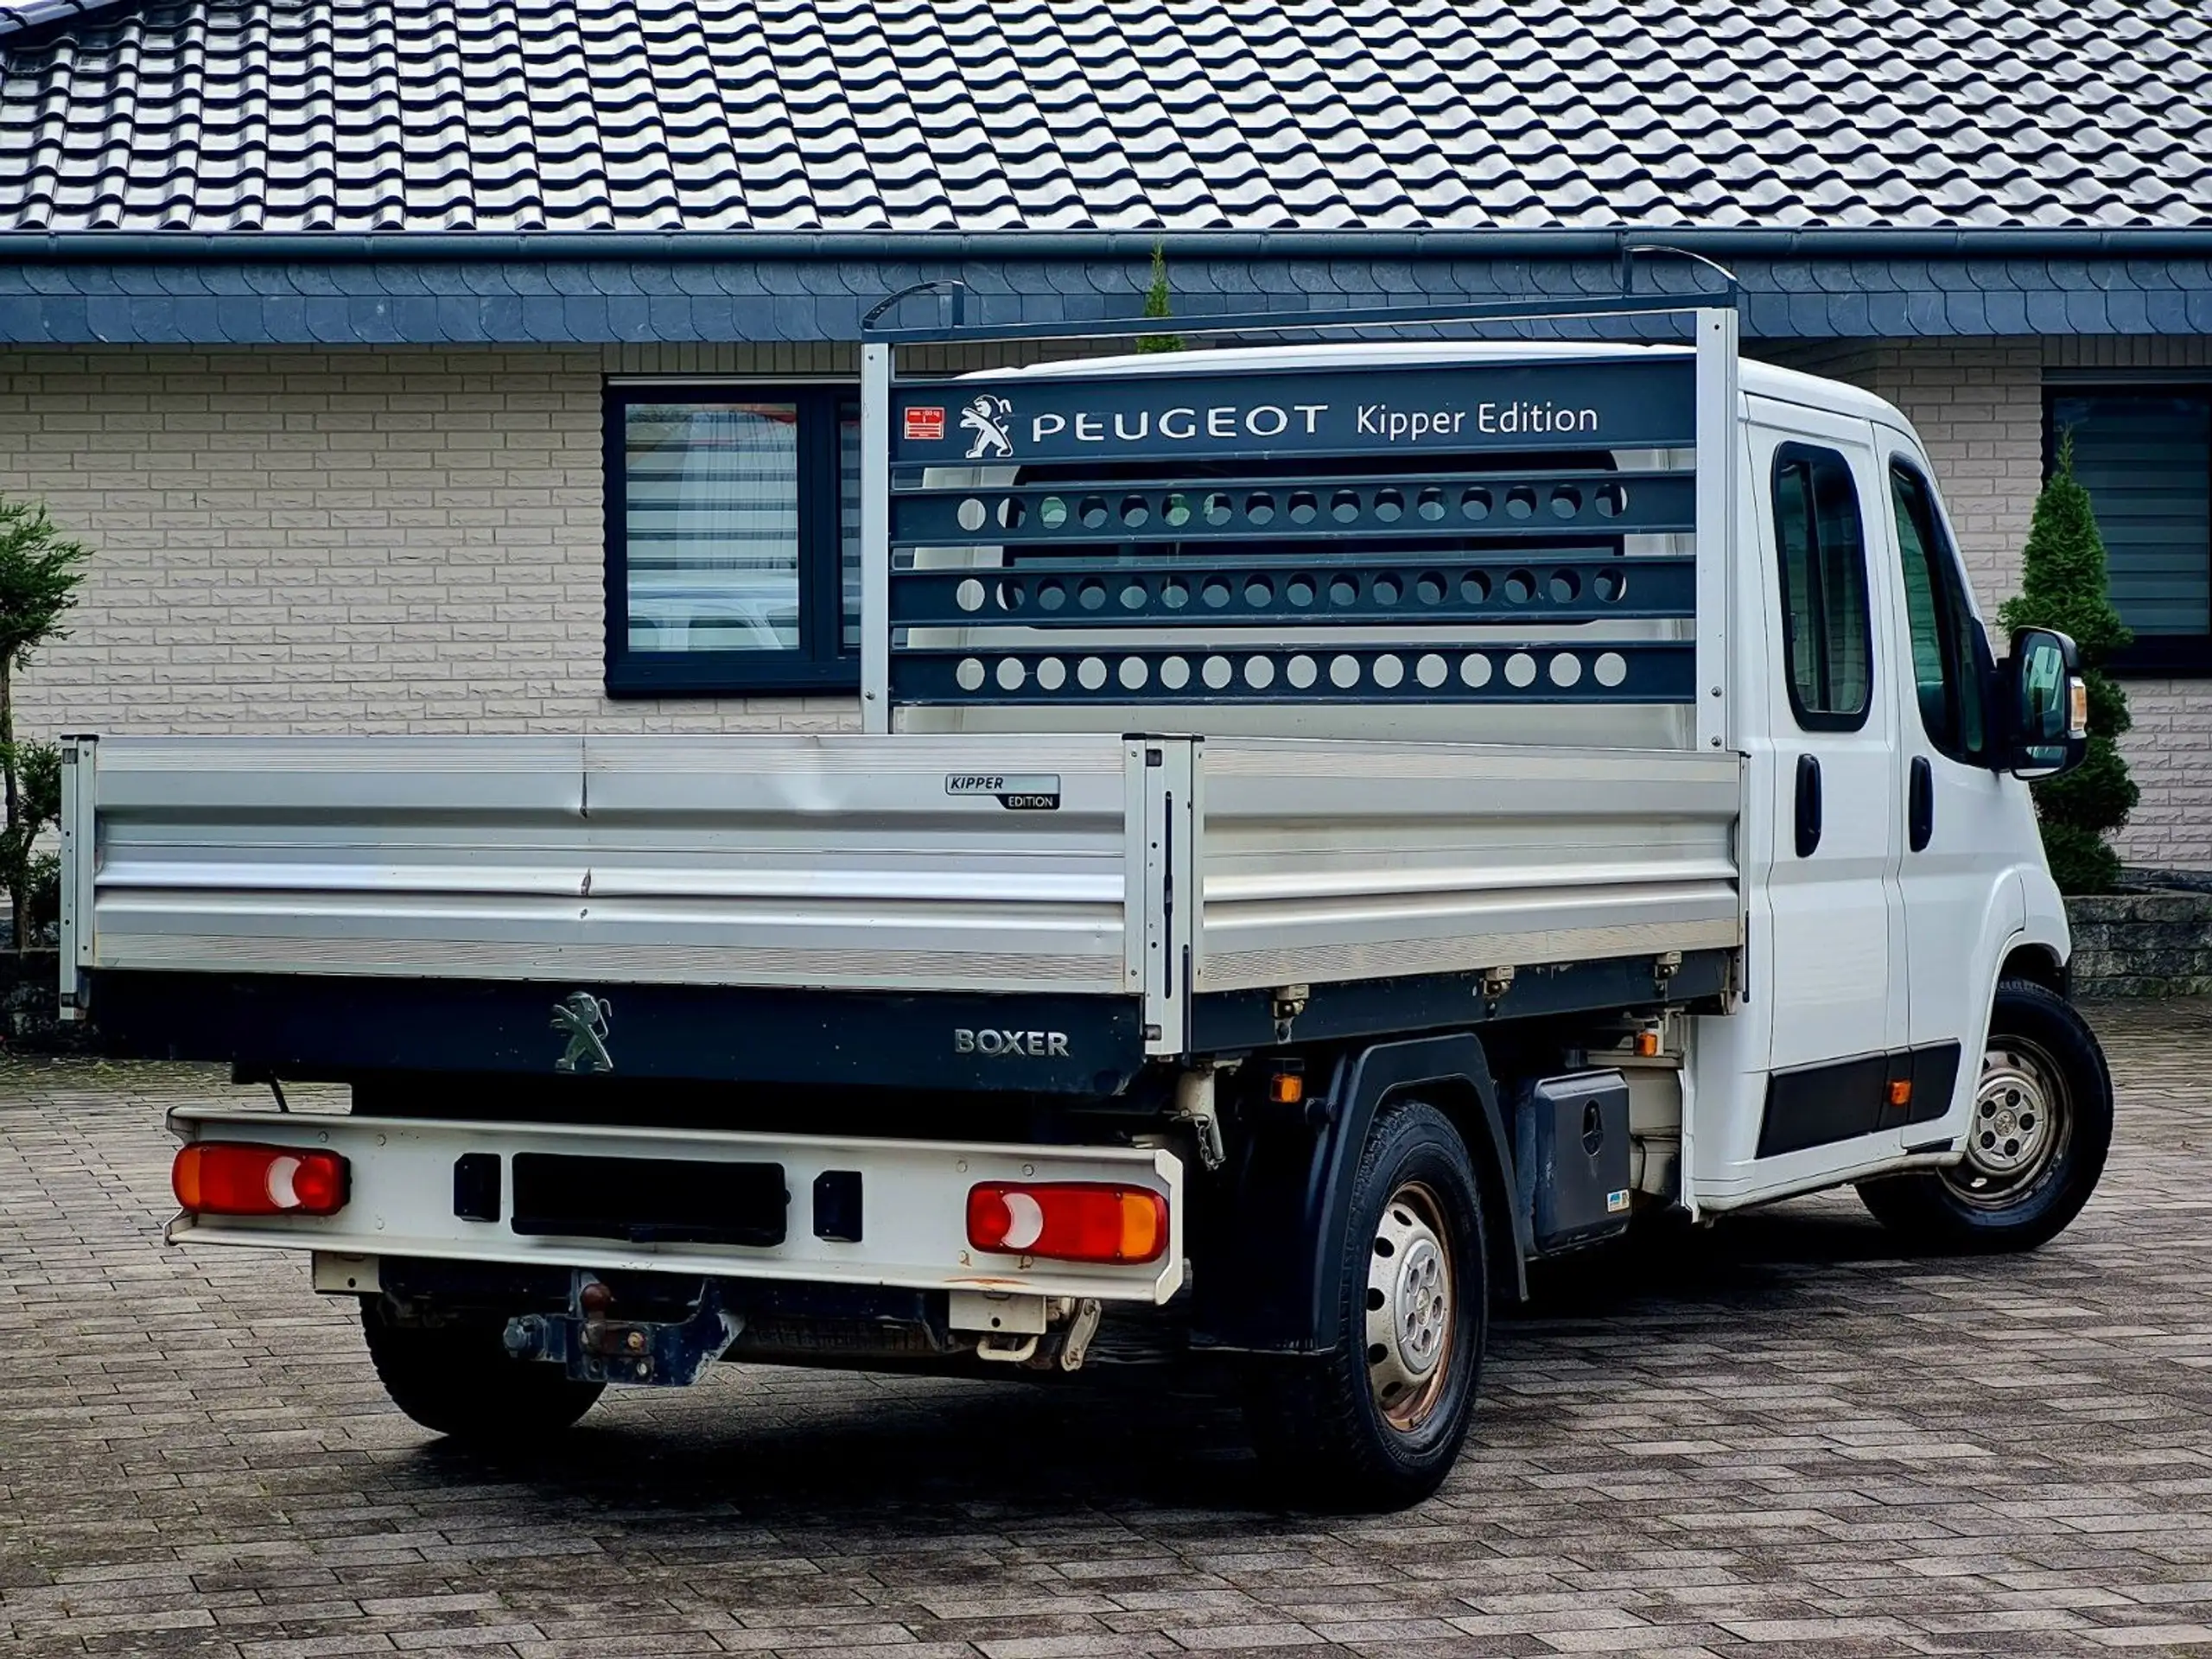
[1000,1191,1046,1250]
[264,1154,303,1211]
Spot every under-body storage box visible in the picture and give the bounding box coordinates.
[1516,1070,1633,1251]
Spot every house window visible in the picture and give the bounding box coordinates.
[2044,388,2212,676]
[604,385,859,695]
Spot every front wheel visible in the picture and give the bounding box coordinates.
[1857,979,2113,1252]
[361,1300,605,1442]
[1243,1101,1488,1510]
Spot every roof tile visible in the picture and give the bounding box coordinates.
[3,0,2208,234]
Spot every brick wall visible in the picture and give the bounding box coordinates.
[0,344,868,738]
[1778,339,2212,869]
[5,338,2209,863]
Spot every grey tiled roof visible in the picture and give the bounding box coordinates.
[0,1,128,35]
[3,0,2210,236]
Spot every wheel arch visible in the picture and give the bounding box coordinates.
[1190,1032,1528,1357]
[2000,940,2069,999]
[1403,1071,1526,1313]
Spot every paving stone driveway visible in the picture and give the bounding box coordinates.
[3,1001,2211,1659]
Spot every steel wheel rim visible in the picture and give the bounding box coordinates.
[1365,1179,1456,1434]
[1946,1035,2071,1208]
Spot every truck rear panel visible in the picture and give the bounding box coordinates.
[63,730,1738,1084]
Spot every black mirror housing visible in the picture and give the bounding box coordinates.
[1999,626,2088,779]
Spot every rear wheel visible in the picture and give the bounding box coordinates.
[1243,1101,1487,1510]
[361,1300,604,1442]
[1858,979,2113,1252]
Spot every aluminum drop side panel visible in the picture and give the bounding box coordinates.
[86,734,1140,995]
[1188,738,1742,993]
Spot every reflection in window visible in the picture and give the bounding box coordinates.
[1891,463,1987,762]
[624,402,801,655]
[605,386,857,696]
[1771,443,1872,730]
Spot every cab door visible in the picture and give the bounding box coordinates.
[1874,436,2030,1135]
[1745,410,1910,1172]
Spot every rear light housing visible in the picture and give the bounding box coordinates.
[174,1142,349,1217]
[966,1181,1166,1265]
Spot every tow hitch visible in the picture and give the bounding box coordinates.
[504,1273,743,1387]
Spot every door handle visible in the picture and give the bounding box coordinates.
[1909,755,1934,852]
[1794,753,1822,858]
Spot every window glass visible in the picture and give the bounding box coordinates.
[1891,462,1988,761]
[840,406,861,652]
[2050,392,2211,639]
[607,386,858,695]
[1770,444,1872,730]
[623,401,801,654]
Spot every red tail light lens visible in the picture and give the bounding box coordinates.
[966,1182,1166,1264]
[174,1142,349,1217]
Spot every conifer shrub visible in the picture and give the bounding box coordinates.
[1997,435,2138,893]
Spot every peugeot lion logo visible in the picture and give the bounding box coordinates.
[960,394,1014,461]
[551,992,613,1074]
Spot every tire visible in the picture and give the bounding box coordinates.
[1857,979,2113,1253]
[1243,1100,1488,1511]
[361,1300,605,1442]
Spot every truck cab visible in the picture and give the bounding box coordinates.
[60,296,2109,1510]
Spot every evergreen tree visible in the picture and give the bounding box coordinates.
[1136,240,1183,353]
[1997,433,2138,893]
[0,493,89,949]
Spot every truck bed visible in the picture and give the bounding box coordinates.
[62,732,1741,1078]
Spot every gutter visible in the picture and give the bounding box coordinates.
[3,226,2212,264]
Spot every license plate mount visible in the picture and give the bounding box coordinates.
[510,1153,790,1248]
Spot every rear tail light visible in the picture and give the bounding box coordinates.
[173,1142,349,1217]
[966,1182,1166,1265]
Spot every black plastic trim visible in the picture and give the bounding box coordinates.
[1189,948,1732,1052]
[1756,1039,1965,1158]
[89,970,1147,1096]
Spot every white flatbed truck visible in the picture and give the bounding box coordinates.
[58,294,2112,1508]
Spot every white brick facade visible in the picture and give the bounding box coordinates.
[3,339,2207,864]
[0,344,869,740]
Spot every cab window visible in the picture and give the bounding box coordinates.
[1770,444,1872,732]
[1890,462,1989,763]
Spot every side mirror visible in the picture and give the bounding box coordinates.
[2000,626,2088,779]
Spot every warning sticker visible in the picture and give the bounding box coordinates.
[904,406,946,442]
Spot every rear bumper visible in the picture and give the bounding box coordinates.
[166,1109,1185,1306]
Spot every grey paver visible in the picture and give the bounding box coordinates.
[3,1001,2212,1657]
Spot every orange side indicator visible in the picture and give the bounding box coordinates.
[1887,1079,1913,1109]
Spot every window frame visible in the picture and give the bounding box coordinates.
[2040,381,2212,678]
[602,381,860,697]
[1769,441,1875,734]
[1888,457,1993,767]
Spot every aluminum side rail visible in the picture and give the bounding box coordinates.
[73,731,1738,1075]
[78,733,1147,997]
